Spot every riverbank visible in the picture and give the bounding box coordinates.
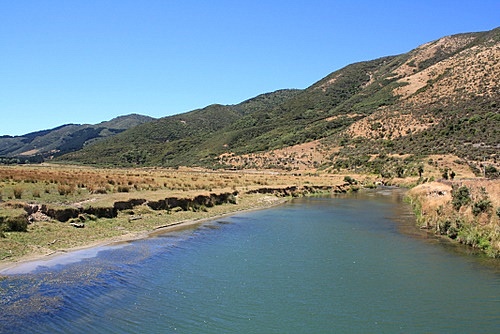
[407,179,500,258]
[3,164,496,271]
[0,165,357,267]
[1,180,361,272]
[0,192,289,274]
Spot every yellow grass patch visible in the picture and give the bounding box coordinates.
[346,109,435,139]
[218,140,337,171]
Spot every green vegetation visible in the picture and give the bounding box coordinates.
[0,28,496,173]
[343,175,357,185]
[51,55,407,167]
[452,185,471,210]
[1,28,499,263]
[0,114,155,161]
[472,199,492,216]
[0,207,28,237]
[0,164,353,261]
[409,180,500,258]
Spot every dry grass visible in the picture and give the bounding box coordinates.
[408,179,500,257]
[422,154,477,179]
[0,164,347,212]
[347,33,499,142]
[397,44,499,104]
[346,109,436,140]
[0,164,338,202]
[218,140,339,171]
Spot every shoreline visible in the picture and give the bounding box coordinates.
[407,180,500,258]
[0,195,288,275]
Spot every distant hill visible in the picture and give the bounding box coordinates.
[0,114,155,162]
[60,89,302,166]
[55,27,500,175]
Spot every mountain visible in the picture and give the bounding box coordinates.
[0,114,155,162]
[58,27,499,174]
[60,89,302,165]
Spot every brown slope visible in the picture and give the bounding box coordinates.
[348,28,499,140]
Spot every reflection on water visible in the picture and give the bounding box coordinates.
[1,189,499,333]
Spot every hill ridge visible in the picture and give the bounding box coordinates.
[27,27,500,176]
[0,114,155,162]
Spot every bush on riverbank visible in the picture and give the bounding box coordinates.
[407,180,500,258]
[0,214,28,236]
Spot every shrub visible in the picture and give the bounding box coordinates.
[472,199,492,216]
[0,216,5,237]
[395,165,405,178]
[364,182,377,189]
[92,187,108,194]
[13,187,23,199]
[496,207,500,219]
[485,165,499,178]
[451,185,471,211]
[117,186,130,193]
[438,219,451,235]
[417,165,424,178]
[349,185,360,192]
[3,214,28,232]
[343,176,357,185]
[58,184,74,196]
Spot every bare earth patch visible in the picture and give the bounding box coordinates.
[218,140,337,170]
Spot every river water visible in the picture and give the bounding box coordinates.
[1,189,499,333]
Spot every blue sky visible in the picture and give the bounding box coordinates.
[1,1,499,136]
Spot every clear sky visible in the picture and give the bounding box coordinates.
[1,1,499,136]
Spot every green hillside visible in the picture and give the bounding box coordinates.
[60,27,499,172]
[0,114,155,162]
[61,89,302,166]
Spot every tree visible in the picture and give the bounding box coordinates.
[418,165,424,178]
[485,165,498,178]
[343,175,357,185]
[451,185,471,211]
[395,165,404,178]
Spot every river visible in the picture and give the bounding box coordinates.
[1,189,499,333]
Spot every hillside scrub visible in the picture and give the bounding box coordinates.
[407,180,500,257]
[55,28,499,171]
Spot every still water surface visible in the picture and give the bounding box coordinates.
[1,190,499,333]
